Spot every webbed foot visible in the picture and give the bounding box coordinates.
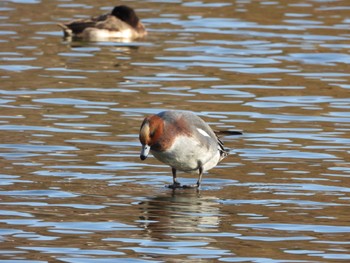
[182,184,199,189]
[167,182,182,189]
[167,183,200,189]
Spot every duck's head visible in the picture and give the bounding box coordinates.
[139,115,164,160]
[112,5,140,28]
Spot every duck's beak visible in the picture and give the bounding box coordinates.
[140,145,150,160]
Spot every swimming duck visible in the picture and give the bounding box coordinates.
[58,5,147,41]
[139,110,242,189]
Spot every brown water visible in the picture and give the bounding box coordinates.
[1,0,350,262]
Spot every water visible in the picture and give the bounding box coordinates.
[1,0,350,262]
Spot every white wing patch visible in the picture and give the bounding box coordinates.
[197,128,211,137]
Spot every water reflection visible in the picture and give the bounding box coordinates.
[116,191,234,259]
[138,191,221,235]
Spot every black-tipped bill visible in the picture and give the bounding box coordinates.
[140,145,150,160]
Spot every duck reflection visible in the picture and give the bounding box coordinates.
[138,190,223,238]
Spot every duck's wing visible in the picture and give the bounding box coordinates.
[93,13,109,22]
[58,13,110,37]
[95,15,131,31]
[58,20,96,36]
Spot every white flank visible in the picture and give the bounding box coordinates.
[84,28,133,41]
[109,29,133,39]
[197,128,210,137]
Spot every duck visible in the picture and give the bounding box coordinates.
[139,110,242,189]
[58,5,147,41]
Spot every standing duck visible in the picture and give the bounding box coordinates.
[58,5,147,41]
[139,110,242,189]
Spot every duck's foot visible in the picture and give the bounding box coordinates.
[182,184,199,189]
[167,182,182,189]
[167,183,199,189]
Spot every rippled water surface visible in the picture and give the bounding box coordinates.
[1,0,350,262]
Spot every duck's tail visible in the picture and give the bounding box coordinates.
[57,23,73,37]
[215,130,243,136]
[215,130,243,160]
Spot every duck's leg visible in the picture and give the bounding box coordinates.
[196,166,203,188]
[183,165,203,189]
[168,167,181,189]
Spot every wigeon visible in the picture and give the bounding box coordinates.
[58,5,147,41]
[139,110,242,189]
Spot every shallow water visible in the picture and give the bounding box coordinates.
[1,0,350,262]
